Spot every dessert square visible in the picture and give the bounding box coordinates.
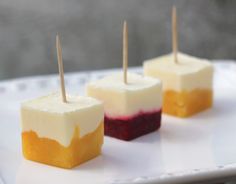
[87,73,162,141]
[144,52,213,117]
[21,93,104,168]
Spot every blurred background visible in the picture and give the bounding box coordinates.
[0,0,235,80]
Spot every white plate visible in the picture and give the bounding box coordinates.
[0,62,236,184]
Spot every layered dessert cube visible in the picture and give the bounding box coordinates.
[144,52,214,117]
[87,73,162,141]
[21,93,104,168]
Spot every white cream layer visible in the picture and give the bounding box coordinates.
[86,72,162,118]
[143,52,214,91]
[21,93,104,147]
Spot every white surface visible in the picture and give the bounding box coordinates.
[87,72,162,117]
[21,93,103,146]
[143,52,213,91]
[0,62,236,184]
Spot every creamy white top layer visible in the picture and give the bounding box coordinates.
[21,93,103,146]
[143,52,214,91]
[87,72,162,118]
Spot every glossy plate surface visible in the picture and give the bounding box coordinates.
[0,62,236,184]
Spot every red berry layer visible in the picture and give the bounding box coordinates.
[104,110,161,141]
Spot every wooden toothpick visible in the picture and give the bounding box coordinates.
[123,21,128,84]
[56,34,67,103]
[172,6,178,64]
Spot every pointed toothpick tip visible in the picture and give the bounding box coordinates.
[56,33,59,43]
[172,5,176,13]
[56,34,67,103]
[123,20,127,26]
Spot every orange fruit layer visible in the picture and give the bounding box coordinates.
[163,89,213,118]
[22,122,103,169]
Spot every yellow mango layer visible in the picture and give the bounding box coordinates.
[22,122,103,169]
[163,89,213,117]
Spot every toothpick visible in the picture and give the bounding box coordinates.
[123,21,128,84]
[56,34,67,103]
[172,6,178,64]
